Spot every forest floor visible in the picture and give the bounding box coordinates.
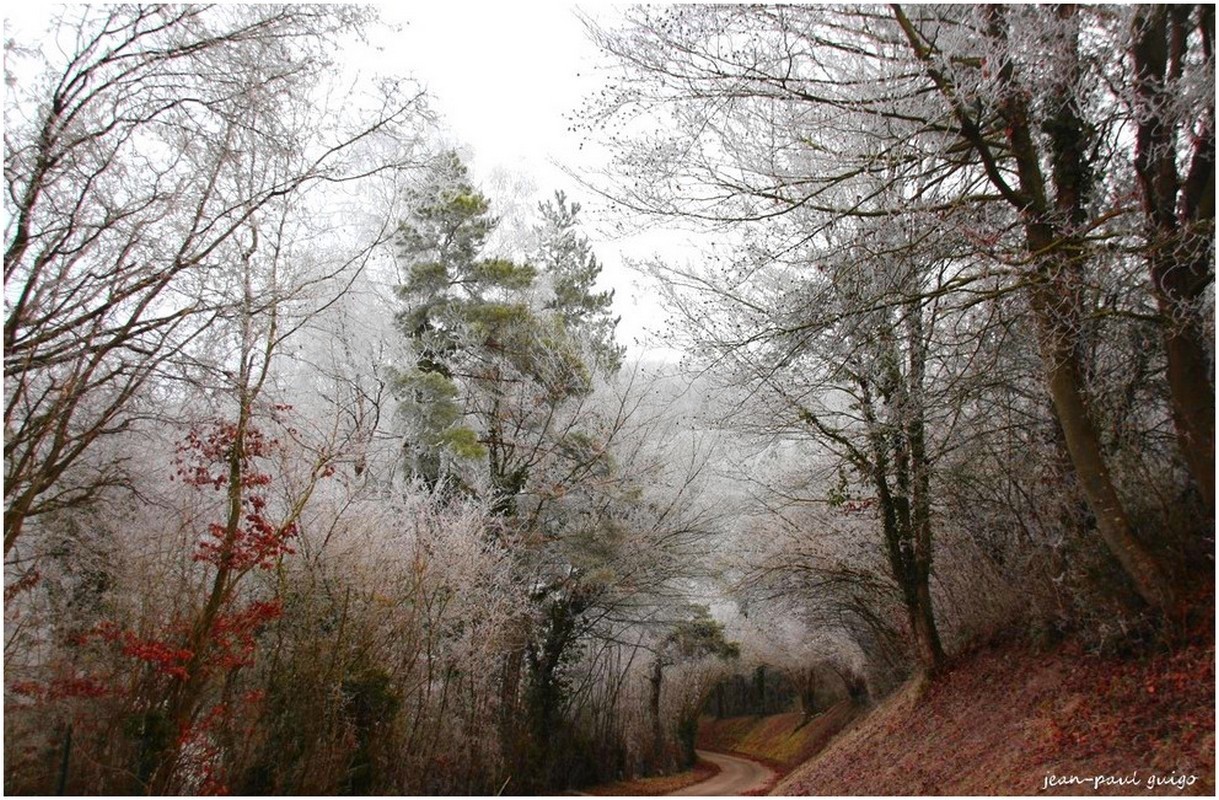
[773,635,1214,795]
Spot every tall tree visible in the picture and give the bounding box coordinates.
[891,3,1181,612]
[1128,5,1215,513]
[583,3,1203,620]
[393,159,648,789]
[392,152,528,495]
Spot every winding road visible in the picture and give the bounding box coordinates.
[667,749,775,796]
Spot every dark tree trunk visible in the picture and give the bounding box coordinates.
[1027,258,1180,613]
[860,374,946,676]
[649,658,664,768]
[1131,4,1215,514]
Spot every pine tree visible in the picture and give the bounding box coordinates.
[392,156,621,516]
[534,191,624,375]
[392,153,537,492]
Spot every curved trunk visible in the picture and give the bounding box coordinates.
[1027,260,1179,612]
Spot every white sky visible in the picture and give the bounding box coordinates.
[381,3,596,192]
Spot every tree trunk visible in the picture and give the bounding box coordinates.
[797,668,818,722]
[1131,4,1215,514]
[860,375,946,675]
[1028,262,1179,612]
[905,299,946,673]
[1161,319,1214,512]
[991,4,1179,614]
[649,658,664,768]
[910,577,944,672]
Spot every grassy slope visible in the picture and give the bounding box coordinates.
[774,638,1214,796]
[698,702,861,773]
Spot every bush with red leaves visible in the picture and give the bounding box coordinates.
[174,420,297,571]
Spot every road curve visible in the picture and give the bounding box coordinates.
[668,749,775,796]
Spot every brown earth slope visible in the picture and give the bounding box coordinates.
[775,639,1214,796]
[699,703,860,772]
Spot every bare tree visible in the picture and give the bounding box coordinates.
[4,5,426,557]
[581,4,1206,620]
[890,3,1183,611]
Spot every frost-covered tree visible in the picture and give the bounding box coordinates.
[582,3,1210,635]
[535,191,625,375]
[3,5,424,559]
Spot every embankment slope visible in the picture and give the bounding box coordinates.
[774,639,1214,795]
[699,702,860,773]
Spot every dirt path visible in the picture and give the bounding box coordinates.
[667,749,774,796]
